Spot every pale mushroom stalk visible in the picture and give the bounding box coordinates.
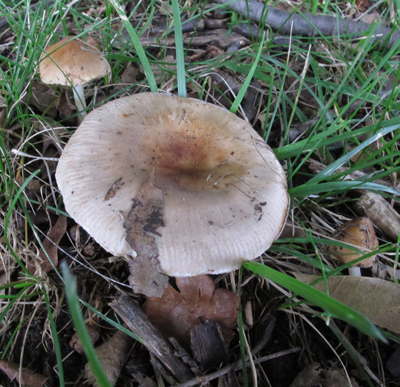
[72,84,87,120]
[348,266,361,277]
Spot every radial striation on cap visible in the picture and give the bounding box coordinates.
[56,93,289,276]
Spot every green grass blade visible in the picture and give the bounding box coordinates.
[4,170,40,271]
[43,286,64,387]
[243,261,386,342]
[230,32,265,114]
[274,116,400,160]
[171,0,186,98]
[109,0,158,93]
[81,300,142,342]
[289,180,400,199]
[61,262,112,387]
[309,123,400,183]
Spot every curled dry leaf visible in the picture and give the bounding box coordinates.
[329,217,378,268]
[143,275,239,348]
[28,215,67,275]
[85,329,133,386]
[290,362,360,387]
[294,273,400,335]
[0,359,47,387]
[70,323,100,354]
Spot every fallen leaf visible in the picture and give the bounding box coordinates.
[143,275,239,348]
[191,319,229,372]
[294,273,400,334]
[290,362,359,387]
[0,360,47,387]
[28,215,67,274]
[85,329,133,386]
[70,323,100,354]
[355,0,370,12]
[360,10,381,24]
[29,82,59,117]
[121,63,139,83]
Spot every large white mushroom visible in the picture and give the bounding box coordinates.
[56,93,289,294]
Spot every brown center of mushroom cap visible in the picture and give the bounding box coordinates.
[56,93,289,275]
[140,114,246,190]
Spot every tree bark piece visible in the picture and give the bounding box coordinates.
[190,320,229,372]
[213,0,400,50]
[355,191,400,242]
[110,295,193,383]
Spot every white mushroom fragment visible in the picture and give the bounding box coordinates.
[39,36,111,119]
[329,217,379,276]
[56,93,289,294]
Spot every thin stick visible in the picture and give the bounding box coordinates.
[174,347,302,387]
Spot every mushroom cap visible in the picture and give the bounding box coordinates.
[329,217,379,268]
[56,93,289,276]
[39,37,111,86]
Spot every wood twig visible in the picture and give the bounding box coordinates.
[110,295,194,383]
[173,347,301,387]
[355,191,400,241]
[213,0,400,50]
[173,315,278,387]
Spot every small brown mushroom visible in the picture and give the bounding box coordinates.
[39,36,111,119]
[329,217,379,276]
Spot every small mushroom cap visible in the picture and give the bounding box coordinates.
[56,93,289,276]
[329,217,379,268]
[39,37,111,86]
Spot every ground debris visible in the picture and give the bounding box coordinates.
[85,329,134,386]
[0,360,47,387]
[143,275,239,349]
[111,295,194,383]
[290,363,360,387]
[28,215,67,275]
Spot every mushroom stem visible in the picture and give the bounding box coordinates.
[72,84,87,121]
[348,266,361,276]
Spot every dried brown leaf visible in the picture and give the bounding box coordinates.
[360,10,381,24]
[85,329,133,386]
[70,324,100,354]
[143,275,239,348]
[29,82,59,117]
[121,63,139,84]
[294,274,400,334]
[0,360,47,387]
[28,215,67,274]
[290,363,359,387]
[355,0,370,12]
